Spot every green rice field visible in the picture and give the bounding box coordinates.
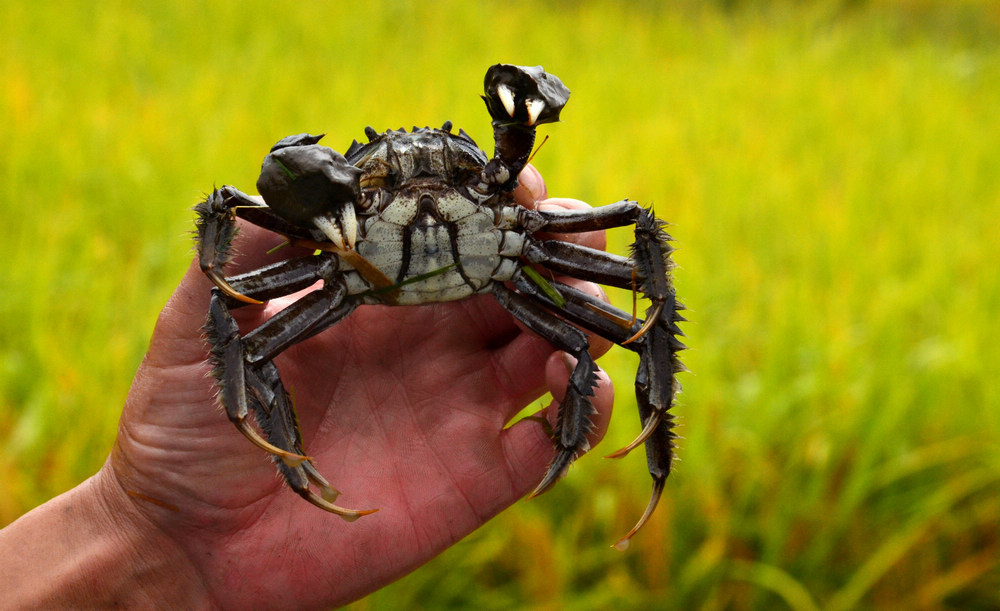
[2,1,999,607]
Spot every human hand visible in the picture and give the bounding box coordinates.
[75,165,616,607]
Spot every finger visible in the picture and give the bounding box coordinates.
[151,218,310,370]
[536,198,607,251]
[144,259,220,369]
[489,330,559,421]
[499,355,614,496]
[513,164,547,207]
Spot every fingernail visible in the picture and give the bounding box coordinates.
[561,352,578,375]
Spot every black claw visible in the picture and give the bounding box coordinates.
[256,139,362,228]
[269,132,325,152]
[481,64,571,189]
[482,64,570,126]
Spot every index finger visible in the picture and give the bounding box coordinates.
[513,165,606,252]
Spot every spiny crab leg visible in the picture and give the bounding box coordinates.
[195,189,266,304]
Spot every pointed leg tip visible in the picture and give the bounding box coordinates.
[603,447,633,460]
[236,420,310,465]
[526,480,551,501]
[527,471,560,500]
[339,507,380,522]
[206,269,263,304]
[611,478,666,549]
[603,412,663,460]
[304,490,379,521]
[612,538,632,552]
[528,450,574,500]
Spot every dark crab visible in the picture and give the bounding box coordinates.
[194,64,685,549]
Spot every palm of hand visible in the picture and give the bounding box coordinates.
[103,173,613,607]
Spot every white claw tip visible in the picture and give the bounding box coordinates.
[525,98,547,126]
[613,539,631,552]
[497,84,517,117]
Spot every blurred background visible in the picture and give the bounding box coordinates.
[2,1,998,608]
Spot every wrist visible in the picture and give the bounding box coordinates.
[0,466,207,608]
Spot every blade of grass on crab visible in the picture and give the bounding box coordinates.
[265,239,290,256]
[521,265,565,307]
[613,477,665,551]
[235,420,311,467]
[604,411,663,459]
[365,263,459,299]
[303,490,379,522]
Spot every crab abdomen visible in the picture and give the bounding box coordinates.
[356,191,520,305]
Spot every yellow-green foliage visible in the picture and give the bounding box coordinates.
[2,1,998,607]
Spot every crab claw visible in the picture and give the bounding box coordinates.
[482,64,570,127]
[256,136,362,249]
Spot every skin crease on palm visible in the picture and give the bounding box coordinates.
[0,164,616,608]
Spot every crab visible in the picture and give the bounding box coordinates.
[194,64,685,549]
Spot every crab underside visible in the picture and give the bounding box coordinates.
[194,64,685,549]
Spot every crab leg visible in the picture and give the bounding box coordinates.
[517,203,685,544]
[195,182,343,305]
[244,360,377,521]
[206,288,374,520]
[194,186,275,304]
[613,331,679,551]
[242,282,353,364]
[528,241,635,289]
[205,291,308,466]
[493,284,601,497]
[511,274,682,454]
[511,275,638,345]
[221,255,339,307]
